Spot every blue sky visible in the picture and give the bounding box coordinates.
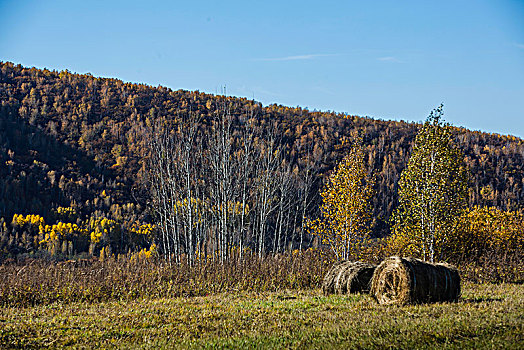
[1,0,523,138]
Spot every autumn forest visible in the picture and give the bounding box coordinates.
[0,61,523,277]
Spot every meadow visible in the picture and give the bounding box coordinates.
[1,283,522,349]
[0,254,522,349]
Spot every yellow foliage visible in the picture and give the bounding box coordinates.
[130,222,156,237]
[385,206,524,261]
[450,206,524,260]
[130,244,157,261]
[53,206,77,221]
[306,141,374,260]
[174,198,249,218]
[39,221,86,246]
[88,217,117,243]
[12,214,45,228]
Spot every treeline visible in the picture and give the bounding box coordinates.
[1,61,523,261]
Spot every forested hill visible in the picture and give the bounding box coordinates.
[1,61,523,239]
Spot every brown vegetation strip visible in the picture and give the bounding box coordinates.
[0,251,326,307]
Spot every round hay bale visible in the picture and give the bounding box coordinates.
[323,261,377,295]
[322,260,353,295]
[334,261,377,295]
[370,256,460,305]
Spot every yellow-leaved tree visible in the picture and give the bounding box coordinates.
[306,138,374,260]
[391,105,468,262]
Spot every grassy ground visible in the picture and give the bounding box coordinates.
[0,283,522,349]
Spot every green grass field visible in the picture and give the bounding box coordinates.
[0,282,522,349]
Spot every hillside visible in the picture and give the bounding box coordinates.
[1,61,523,259]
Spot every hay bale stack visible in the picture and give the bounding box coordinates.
[322,260,351,295]
[322,261,377,295]
[334,261,376,294]
[370,256,460,305]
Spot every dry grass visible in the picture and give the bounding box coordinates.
[0,250,326,307]
[459,253,524,284]
[2,250,521,308]
[0,251,522,348]
[0,283,522,349]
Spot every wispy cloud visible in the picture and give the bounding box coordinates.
[256,53,338,62]
[236,85,281,98]
[377,56,402,63]
[514,43,524,49]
